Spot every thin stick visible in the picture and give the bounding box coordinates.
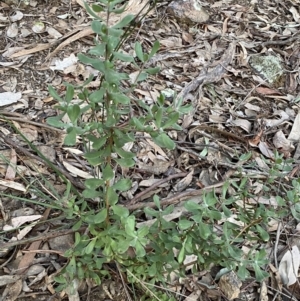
[127,180,233,211]
[129,172,187,204]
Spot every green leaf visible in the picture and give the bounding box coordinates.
[91,20,107,35]
[221,204,232,217]
[184,201,202,212]
[84,2,103,19]
[112,178,132,191]
[137,226,149,238]
[199,222,211,240]
[239,151,252,161]
[253,265,269,282]
[237,264,249,280]
[155,107,163,128]
[89,44,106,56]
[115,157,135,167]
[47,116,67,128]
[64,128,77,146]
[92,4,104,12]
[114,147,135,159]
[113,51,134,63]
[144,207,159,217]
[55,274,68,285]
[89,88,105,103]
[73,221,82,231]
[85,239,96,254]
[86,209,107,224]
[84,148,109,160]
[135,241,146,257]
[103,164,114,181]
[67,105,80,123]
[178,104,192,114]
[162,112,179,129]
[74,232,81,246]
[149,41,160,58]
[109,92,130,104]
[108,0,125,11]
[256,225,270,241]
[178,238,186,264]
[148,264,157,277]
[65,85,74,102]
[136,72,148,82]
[111,3,126,14]
[78,54,105,73]
[135,42,144,62]
[108,27,124,37]
[113,14,135,29]
[92,136,107,150]
[82,188,102,198]
[157,93,165,106]
[131,117,145,131]
[125,216,135,234]
[207,210,222,220]
[153,195,160,209]
[152,133,175,150]
[204,191,217,207]
[107,186,118,205]
[48,85,63,102]
[85,178,104,189]
[66,256,76,275]
[112,205,129,218]
[145,67,160,75]
[178,219,194,230]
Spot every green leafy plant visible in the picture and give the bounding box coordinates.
[33,0,300,299]
[45,0,188,293]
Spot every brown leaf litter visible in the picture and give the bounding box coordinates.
[0,0,300,299]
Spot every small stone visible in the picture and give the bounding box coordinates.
[48,234,74,253]
[249,55,283,84]
[219,271,242,300]
[167,0,210,25]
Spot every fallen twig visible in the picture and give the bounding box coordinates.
[129,172,188,204]
[127,180,233,211]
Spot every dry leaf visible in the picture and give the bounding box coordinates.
[288,113,300,142]
[5,149,17,181]
[0,92,21,106]
[279,246,300,286]
[62,161,93,179]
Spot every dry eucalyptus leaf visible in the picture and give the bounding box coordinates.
[3,215,41,230]
[62,161,93,179]
[10,11,23,22]
[258,142,275,159]
[6,23,18,38]
[26,264,45,276]
[50,53,78,71]
[173,169,193,192]
[0,92,21,106]
[47,26,63,39]
[273,130,294,151]
[0,275,21,287]
[230,118,251,133]
[288,113,300,142]
[279,246,300,286]
[0,180,26,192]
[1,279,23,301]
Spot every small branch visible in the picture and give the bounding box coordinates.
[129,172,188,204]
[0,227,85,250]
[127,180,232,211]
